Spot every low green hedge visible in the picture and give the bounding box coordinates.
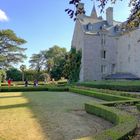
[69,87,134,101]
[70,87,139,140]
[76,86,140,99]
[102,99,140,106]
[77,82,140,92]
[136,104,140,111]
[81,103,137,140]
[0,86,69,92]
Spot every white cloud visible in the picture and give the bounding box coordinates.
[0,9,9,22]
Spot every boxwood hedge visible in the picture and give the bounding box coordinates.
[69,87,134,101]
[136,104,140,111]
[79,103,137,140]
[77,82,140,92]
[70,87,139,140]
[0,86,69,92]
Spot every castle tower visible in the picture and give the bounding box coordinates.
[91,0,97,18]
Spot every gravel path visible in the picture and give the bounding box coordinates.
[0,92,113,140]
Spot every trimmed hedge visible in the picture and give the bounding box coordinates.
[70,87,139,140]
[77,82,140,92]
[136,104,140,111]
[0,86,69,92]
[79,103,137,140]
[76,86,140,99]
[102,99,140,106]
[69,87,134,101]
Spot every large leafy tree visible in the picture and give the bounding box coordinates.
[0,29,27,68]
[29,51,46,80]
[29,45,67,80]
[44,45,67,74]
[66,0,140,28]
[6,68,22,81]
[63,48,81,83]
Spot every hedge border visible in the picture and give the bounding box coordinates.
[69,88,135,101]
[136,104,140,111]
[76,86,140,99]
[77,82,140,92]
[0,86,69,92]
[70,87,139,140]
[79,103,137,140]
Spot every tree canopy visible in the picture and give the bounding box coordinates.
[0,29,27,68]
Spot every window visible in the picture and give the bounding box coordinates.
[101,50,106,59]
[111,64,116,73]
[101,65,107,74]
[87,23,93,31]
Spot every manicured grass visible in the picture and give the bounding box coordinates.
[0,91,111,140]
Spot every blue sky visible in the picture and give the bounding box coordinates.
[0,0,131,67]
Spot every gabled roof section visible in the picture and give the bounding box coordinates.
[91,2,97,19]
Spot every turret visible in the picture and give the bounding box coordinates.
[91,1,97,19]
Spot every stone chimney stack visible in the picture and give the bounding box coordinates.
[106,7,113,26]
[76,3,85,17]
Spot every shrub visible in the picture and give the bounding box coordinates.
[136,104,140,111]
[77,82,140,92]
[0,86,68,92]
[69,87,134,101]
[78,103,137,140]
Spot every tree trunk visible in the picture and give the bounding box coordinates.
[22,72,24,81]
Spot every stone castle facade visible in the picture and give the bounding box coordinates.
[71,3,140,81]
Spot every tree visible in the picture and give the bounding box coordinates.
[29,45,67,80]
[20,64,26,81]
[63,48,81,83]
[0,69,6,86]
[40,73,50,83]
[44,45,67,74]
[29,52,46,79]
[0,29,27,68]
[50,58,66,80]
[66,0,140,28]
[6,68,22,81]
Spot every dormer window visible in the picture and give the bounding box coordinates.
[87,23,93,31]
[114,26,119,32]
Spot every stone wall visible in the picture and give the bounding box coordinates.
[117,28,140,77]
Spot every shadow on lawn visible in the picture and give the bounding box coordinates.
[0,96,22,99]
[0,103,29,110]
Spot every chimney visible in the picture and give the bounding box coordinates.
[76,3,85,17]
[106,7,113,26]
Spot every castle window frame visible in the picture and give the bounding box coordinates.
[101,34,106,45]
[87,23,93,31]
[101,50,106,59]
[101,65,107,74]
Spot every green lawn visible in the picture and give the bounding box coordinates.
[0,91,112,140]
